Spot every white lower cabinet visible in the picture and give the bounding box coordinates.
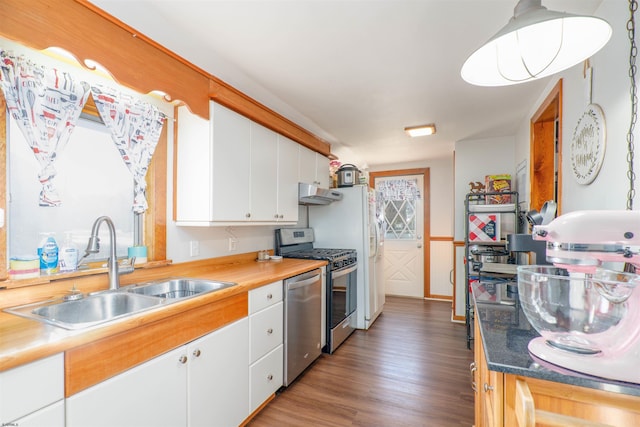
[66,318,249,427]
[249,345,283,413]
[66,345,187,427]
[248,281,284,414]
[0,353,64,427]
[187,317,249,427]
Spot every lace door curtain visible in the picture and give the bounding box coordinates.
[377,178,421,201]
[0,50,90,206]
[90,85,166,214]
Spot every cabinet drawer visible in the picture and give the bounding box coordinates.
[250,301,283,363]
[12,400,64,427]
[250,344,283,413]
[0,353,64,424]
[249,280,283,314]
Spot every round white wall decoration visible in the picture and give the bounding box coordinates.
[570,103,606,185]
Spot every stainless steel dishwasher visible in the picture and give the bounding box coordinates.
[283,268,322,386]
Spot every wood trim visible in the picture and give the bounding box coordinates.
[430,236,453,242]
[530,79,562,215]
[208,80,330,156]
[369,168,431,298]
[0,91,6,282]
[144,117,168,262]
[65,292,248,397]
[0,0,330,156]
[0,0,210,119]
[452,241,465,322]
[428,294,452,301]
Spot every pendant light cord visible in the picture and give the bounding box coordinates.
[627,0,638,210]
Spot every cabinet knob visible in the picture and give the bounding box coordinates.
[279,214,284,219]
[267,374,273,381]
[267,293,273,300]
[483,383,494,392]
[179,355,188,364]
[193,349,201,357]
[267,328,273,335]
[274,214,279,219]
[246,213,251,218]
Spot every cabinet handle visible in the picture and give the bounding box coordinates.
[469,362,477,392]
[179,355,188,364]
[267,374,273,381]
[267,293,273,300]
[267,328,273,335]
[193,349,201,357]
[483,383,494,393]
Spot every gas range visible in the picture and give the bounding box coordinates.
[275,228,357,271]
[275,227,358,354]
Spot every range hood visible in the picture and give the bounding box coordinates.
[298,182,343,205]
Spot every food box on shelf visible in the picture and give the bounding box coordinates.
[485,174,512,204]
[468,213,500,242]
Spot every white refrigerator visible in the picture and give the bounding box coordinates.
[309,185,385,330]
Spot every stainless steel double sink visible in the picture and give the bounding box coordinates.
[5,278,237,330]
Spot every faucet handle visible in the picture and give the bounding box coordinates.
[118,257,136,275]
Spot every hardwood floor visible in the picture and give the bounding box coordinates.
[248,297,475,427]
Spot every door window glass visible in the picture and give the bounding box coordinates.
[378,178,420,240]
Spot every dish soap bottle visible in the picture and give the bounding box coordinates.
[38,233,59,275]
[59,232,78,273]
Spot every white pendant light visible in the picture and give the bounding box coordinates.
[461,0,612,86]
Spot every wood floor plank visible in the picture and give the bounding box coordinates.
[248,296,475,427]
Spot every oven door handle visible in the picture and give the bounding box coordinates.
[332,264,357,279]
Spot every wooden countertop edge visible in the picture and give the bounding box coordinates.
[0,258,327,372]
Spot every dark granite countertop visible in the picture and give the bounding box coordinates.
[472,281,640,397]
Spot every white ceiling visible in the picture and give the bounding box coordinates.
[88,0,603,167]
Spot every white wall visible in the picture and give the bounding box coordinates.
[453,136,516,241]
[515,0,637,213]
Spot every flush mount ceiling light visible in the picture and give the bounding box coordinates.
[461,0,612,86]
[404,124,436,137]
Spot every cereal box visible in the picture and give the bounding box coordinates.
[468,214,500,242]
[485,174,511,204]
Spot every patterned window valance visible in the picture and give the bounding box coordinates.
[91,84,166,214]
[0,49,166,213]
[0,50,90,206]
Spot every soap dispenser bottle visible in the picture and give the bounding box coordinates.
[59,232,78,272]
[38,233,59,275]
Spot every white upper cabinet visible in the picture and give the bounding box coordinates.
[250,122,278,221]
[211,102,252,222]
[176,101,302,225]
[299,145,330,188]
[277,135,300,222]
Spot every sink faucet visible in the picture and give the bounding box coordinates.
[84,216,129,290]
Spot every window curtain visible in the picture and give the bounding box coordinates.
[0,50,90,206]
[90,84,166,214]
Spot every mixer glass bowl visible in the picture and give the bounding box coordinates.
[517,265,640,355]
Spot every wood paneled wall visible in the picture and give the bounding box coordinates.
[0,0,330,156]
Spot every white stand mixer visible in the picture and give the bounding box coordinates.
[519,210,640,384]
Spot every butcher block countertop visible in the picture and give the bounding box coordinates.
[0,256,327,374]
